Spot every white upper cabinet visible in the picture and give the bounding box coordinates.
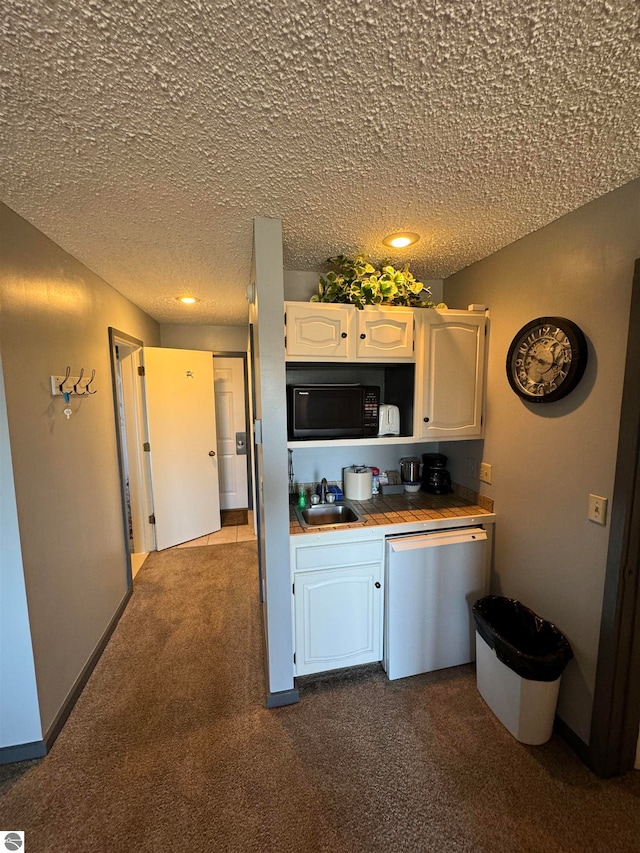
[285,303,350,359]
[417,310,486,440]
[355,307,414,360]
[284,301,488,444]
[285,302,414,362]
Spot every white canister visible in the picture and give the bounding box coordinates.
[343,466,373,501]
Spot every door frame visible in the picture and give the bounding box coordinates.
[213,350,253,511]
[589,259,640,776]
[108,328,155,586]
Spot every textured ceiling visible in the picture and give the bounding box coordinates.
[1,0,639,325]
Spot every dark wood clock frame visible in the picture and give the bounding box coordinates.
[506,316,588,403]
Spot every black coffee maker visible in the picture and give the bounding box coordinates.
[421,453,452,495]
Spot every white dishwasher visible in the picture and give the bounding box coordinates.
[384,527,488,681]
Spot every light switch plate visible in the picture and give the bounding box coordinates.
[588,494,607,525]
[479,462,492,484]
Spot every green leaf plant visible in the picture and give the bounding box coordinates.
[311,253,446,310]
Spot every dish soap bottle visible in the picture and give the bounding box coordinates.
[298,486,307,509]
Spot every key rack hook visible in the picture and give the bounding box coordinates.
[85,368,97,394]
[73,368,86,396]
[58,366,71,396]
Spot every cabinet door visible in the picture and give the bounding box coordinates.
[356,308,414,360]
[293,564,383,675]
[419,311,486,439]
[285,303,351,359]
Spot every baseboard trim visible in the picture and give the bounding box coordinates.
[1,589,132,766]
[41,588,133,752]
[554,715,590,764]
[0,740,47,765]
[265,688,299,709]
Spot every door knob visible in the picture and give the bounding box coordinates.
[209,450,216,457]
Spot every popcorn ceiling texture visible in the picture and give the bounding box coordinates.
[1,0,639,324]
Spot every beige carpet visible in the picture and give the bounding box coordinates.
[2,542,640,852]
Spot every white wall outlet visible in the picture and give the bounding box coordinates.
[588,494,608,525]
[479,462,492,484]
[466,457,478,478]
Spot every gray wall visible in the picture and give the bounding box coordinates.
[443,179,640,743]
[160,323,248,353]
[0,204,160,741]
[289,443,439,487]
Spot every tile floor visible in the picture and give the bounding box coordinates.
[172,511,256,548]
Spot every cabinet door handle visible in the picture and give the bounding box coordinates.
[341,332,348,338]
[360,333,366,339]
[423,417,430,423]
[209,450,216,456]
[375,581,381,589]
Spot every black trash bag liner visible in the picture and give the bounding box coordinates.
[472,595,573,682]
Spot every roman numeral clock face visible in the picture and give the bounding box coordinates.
[506,317,588,403]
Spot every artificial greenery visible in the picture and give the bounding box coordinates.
[311,253,444,310]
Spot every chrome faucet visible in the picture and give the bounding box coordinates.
[320,477,328,504]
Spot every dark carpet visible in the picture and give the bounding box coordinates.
[221,509,248,527]
[2,542,640,852]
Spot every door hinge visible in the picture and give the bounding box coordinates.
[293,652,296,664]
[148,513,156,525]
[292,583,295,594]
[138,365,145,376]
[143,441,151,452]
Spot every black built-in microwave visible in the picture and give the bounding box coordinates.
[287,385,380,439]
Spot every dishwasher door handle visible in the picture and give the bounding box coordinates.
[388,527,487,552]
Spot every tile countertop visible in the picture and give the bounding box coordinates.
[289,484,494,536]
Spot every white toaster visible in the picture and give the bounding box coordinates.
[378,404,400,436]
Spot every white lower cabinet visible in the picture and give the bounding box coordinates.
[291,536,384,676]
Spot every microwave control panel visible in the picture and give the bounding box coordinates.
[363,387,380,436]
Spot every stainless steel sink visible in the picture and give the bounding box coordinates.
[295,501,363,529]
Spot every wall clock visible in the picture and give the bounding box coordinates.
[506,317,588,403]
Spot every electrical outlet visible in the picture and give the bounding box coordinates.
[588,494,608,525]
[479,462,492,484]
[466,457,478,478]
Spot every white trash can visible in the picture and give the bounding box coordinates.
[472,596,573,746]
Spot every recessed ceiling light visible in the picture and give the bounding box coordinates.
[176,296,199,304]
[382,232,420,249]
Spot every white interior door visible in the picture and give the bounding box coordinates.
[144,347,221,550]
[213,356,248,510]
